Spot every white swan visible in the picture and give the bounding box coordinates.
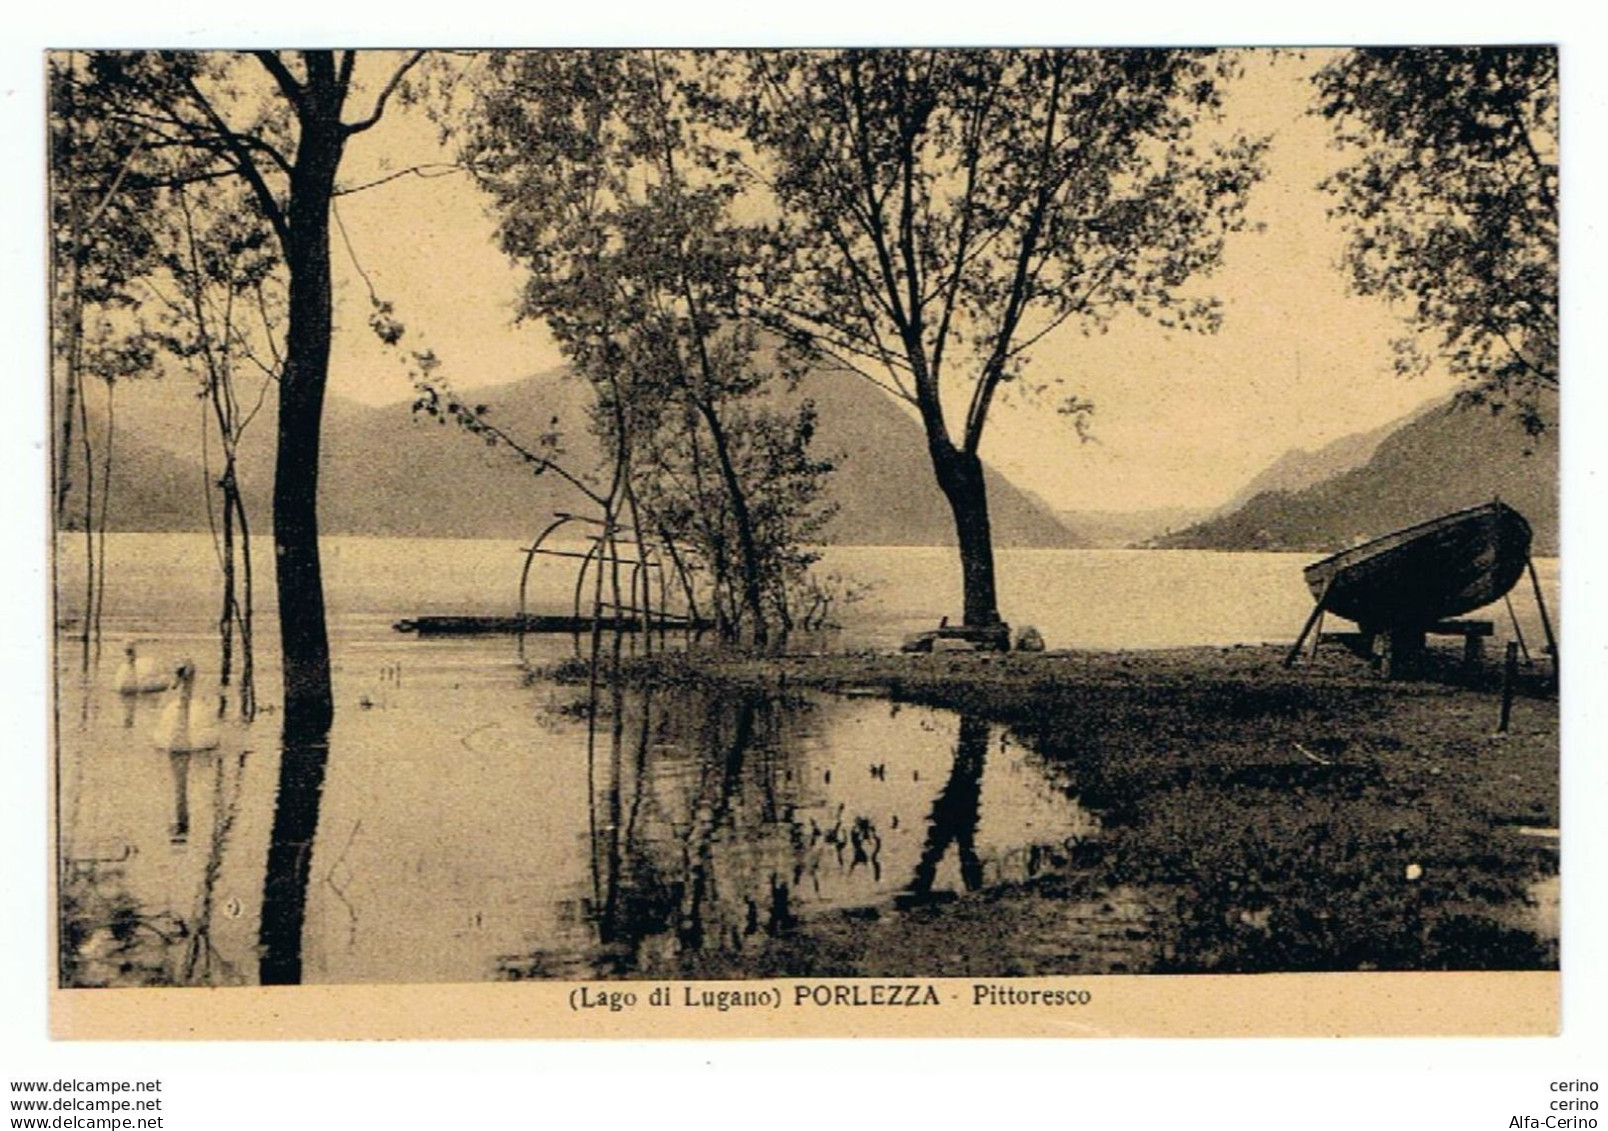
[115,642,172,695]
[153,661,220,753]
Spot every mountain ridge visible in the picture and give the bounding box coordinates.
[1051,399,1447,548]
[60,364,1083,549]
[1152,397,1558,555]
[1214,397,1447,517]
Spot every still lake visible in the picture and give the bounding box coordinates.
[52,534,1560,985]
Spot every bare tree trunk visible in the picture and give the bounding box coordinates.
[232,484,257,721]
[272,82,344,746]
[91,379,115,654]
[53,65,83,529]
[658,526,701,627]
[931,441,1003,631]
[682,406,736,640]
[55,365,79,525]
[258,58,348,985]
[218,462,237,693]
[691,398,768,646]
[624,487,652,654]
[76,353,96,667]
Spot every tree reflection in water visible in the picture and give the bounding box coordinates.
[573,680,794,975]
[258,735,330,984]
[907,713,988,899]
[525,669,1007,978]
[59,746,252,987]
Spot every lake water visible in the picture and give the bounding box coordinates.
[51,535,1560,985]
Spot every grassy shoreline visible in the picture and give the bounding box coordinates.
[575,643,1559,978]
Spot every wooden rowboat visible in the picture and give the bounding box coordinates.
[1302,501,1532,630]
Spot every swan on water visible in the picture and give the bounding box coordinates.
[154,661,220,753]
[115,642,172,695]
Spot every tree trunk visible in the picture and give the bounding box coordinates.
[272,82,344,745]
[931,441,1003,630]
[258,55,347,984]
[232,481,257,721]
[218,461,237,691]
[55,357,79,524]
[91,378,115,653]
[76,351,96,664]
[694,398,769,646]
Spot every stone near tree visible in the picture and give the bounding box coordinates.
[1015,625,1046,652]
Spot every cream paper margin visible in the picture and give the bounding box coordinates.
[42,45,1564,1043]
[51,972,1559,1040]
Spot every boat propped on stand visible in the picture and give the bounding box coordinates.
[1284,500,1556,676]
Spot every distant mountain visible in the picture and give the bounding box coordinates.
[1215,398,1443,516]
[1054,506,1212,549]
[59,367,604,540]
[1152,397,1558,554]
[798,369,1081,547]
[62,363,1081,548]
[1046,401,1446,550]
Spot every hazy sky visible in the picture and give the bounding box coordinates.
[326,50,1463,514]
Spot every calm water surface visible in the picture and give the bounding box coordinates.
[53,535,1560,985]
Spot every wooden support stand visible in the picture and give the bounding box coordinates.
[1498,640,1520,732]
[1526,557,1559,672]
[1434,618,1494,671]
[1303,618,1493,678]
[1377,619,1493,679]
[1283,579,1333,668]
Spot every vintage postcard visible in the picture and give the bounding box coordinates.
[46,46,1560,1039]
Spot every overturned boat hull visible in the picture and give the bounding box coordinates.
[1303,502,1533,630]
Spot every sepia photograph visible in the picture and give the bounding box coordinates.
[42,44,1564,1040]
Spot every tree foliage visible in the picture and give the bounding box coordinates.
[464,50,835,643]
[47,56,166,382]
[732,49,1266,627]
[142,176,285,719]
[48,53,171,659]
[53,50,424,745]
[1314,47,1558,434]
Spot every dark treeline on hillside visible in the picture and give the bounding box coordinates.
[1153,399,1558,554]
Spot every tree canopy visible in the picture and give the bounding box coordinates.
[735,49,1266,628]
[1314,47,1558,435]
[462,50,835,642]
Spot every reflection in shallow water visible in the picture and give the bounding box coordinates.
[259,736,330,985]
[54,537,1562,984]
[59,740,256,988]
[55,625,1556,984]
[56,641,1099,985]
[909,714,988,899]
[504,679,1098,979]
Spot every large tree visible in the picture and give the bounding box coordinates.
[1314,47,1558,435]
[54,51,421,984]
[65,50,421,740]
[738,49,1265,635]
[464,50,833,645]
